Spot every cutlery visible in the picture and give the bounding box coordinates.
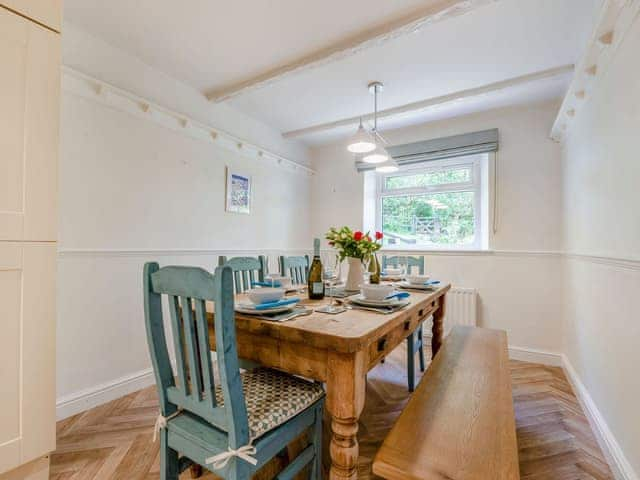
[277,309,313,322]
[385,291,411,300]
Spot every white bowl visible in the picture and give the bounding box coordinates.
[406,274,430,285]
[265,275,292,288]
[247,287,285,305]
[360,284,395,301]
[384,267,403,276]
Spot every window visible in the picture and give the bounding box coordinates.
[374,155,489,250]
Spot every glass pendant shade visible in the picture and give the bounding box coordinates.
[375,157,399,173]
[362,143,389,164]
[347,124,376,153]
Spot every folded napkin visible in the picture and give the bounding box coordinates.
[254,297,300,310]
[251,281,282,288]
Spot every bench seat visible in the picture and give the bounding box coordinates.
[373,325,520,480]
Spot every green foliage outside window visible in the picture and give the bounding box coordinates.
[381,166,476,247]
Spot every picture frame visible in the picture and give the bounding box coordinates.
[225,167,252,214]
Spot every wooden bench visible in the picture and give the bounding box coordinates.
[373,325,520,480]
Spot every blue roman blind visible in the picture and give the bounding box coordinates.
[355,128,499,172]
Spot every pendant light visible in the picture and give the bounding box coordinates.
[362,82,390,164]
[347,118,376,153]
[349,81,393,164]
[375,157,399,173]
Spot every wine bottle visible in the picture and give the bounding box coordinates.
[308,238,325,299]
[369,253,381,284]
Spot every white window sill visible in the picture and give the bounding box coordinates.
[380,247,493,255]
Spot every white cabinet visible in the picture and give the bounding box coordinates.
[0,6,59,243]
[0,4,59,478]
[0,1,62,32]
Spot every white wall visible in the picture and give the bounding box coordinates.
[561,13,640,477]
[310,100,565,354]
[57,25,312,416]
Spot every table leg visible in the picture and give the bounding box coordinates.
[326,351,366,480]
[431,296,446,358]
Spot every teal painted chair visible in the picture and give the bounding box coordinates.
[381,255,426,392]
[218,256,267,294]
[279,255,310,285]
[381,255,425,275]
[143,263,324,480]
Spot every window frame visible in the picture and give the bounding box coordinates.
[374,156,484,251]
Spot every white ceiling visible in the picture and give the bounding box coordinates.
[64,0,600,145]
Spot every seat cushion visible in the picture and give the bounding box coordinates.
[214,368,324,440]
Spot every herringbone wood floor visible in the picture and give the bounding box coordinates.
[51,343,613,480]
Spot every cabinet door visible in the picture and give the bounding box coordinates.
[0,7,59,242]
[0,1,61,32]
[0,244,23,474]
[0,242,56,474]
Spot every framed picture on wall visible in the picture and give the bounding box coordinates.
[225,167,252,214]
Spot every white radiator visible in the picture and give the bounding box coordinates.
[425,287,477,337]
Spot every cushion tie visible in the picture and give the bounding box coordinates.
[153,409,182,442]
[206,444,258,469]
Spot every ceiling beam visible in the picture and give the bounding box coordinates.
[282,65,574,139]
[205,0,499,103]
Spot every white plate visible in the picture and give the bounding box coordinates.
[350,294,406,307]
[235,303,296,315]
[396,281,438,290]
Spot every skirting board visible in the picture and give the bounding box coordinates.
[56,367,156,420]
[508,345,563,366]
[561,355,638,480]
[423,332,563,366]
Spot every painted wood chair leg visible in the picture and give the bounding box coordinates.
[406,334,416,392]
[418,325,426,372]
[160,429,179,480]
[311,404,323,480]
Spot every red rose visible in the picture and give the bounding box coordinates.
[365,235,371,242]
[353,231,363,241]
[375,231,383,240]
[328,241,335,246]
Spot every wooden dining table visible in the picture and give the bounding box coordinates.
[206,283,451,480]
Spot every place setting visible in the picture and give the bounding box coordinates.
[342,284,411,314]
[395,273,441,291]
[236,282,312,321]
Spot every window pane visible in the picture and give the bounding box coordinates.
[384,167,471,190]
[381,191,475,247]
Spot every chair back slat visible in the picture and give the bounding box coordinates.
[180,295,204,399]
[195,299,216,407]
[143,263,249,445]
[279,255,310,285]
[382,255,425,275]
[218,255,266,293]
[167,295,188,391]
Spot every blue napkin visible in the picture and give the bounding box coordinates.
[385,291,411,300]
[254,298,300,310]
[251,281,282,288]
[424,280,441,286]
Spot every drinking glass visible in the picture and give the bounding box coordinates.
[323,256,343,313]
[362,254,372,284]
[398,256,408,279]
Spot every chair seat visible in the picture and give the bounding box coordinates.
[214,367,324,441]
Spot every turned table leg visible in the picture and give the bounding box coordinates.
[326,351,366,480]
[431,296,446,358]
